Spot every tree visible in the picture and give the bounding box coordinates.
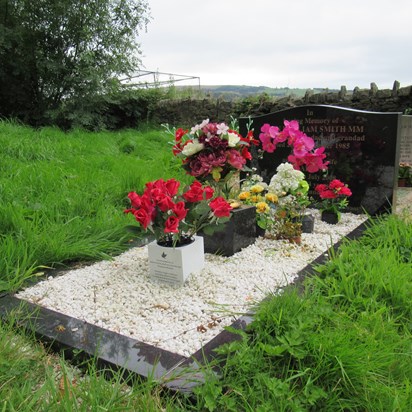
[0,0,150,125]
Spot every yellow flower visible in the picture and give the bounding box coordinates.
[250,184,265,193]
[238,191,250,200]
[265,193,278,203]
[250,195,262,203]
[256,202,270,214]
[229,201,241,209]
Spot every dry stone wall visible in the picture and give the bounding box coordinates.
[150,81,412,126]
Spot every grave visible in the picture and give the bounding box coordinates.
[0,217,368,392]
[400,115,412,164]
[239,105,402,215]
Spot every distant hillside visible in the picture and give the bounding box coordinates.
[174,84,338,100]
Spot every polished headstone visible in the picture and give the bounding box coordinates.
[240,105,401,214]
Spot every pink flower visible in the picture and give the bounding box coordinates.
[260,120,329,174]
[287,154,306,170]
[259,124,280,153]
[293,135,315,158]
[226,149,246,169]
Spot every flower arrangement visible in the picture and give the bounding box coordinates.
[259,120,329,173]
[125,178,232,246]
[171,119,257,186]
[315,179,352,221]
[238,174,279,230]
[267,162,310,219]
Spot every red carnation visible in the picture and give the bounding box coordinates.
[319,189,337,199]
[315,184,328,193]
[329,179,345,190]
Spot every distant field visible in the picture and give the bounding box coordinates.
[174,84,340,100]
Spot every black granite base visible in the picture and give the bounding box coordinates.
[0,219,369,393]
[199,205,256,256]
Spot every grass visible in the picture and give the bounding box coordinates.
[186,215,412,411]
[1,120,411,410]
[0,120,190,292]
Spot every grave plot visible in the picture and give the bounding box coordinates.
[1,211,367,392]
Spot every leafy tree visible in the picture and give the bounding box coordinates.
[0,0,150,125]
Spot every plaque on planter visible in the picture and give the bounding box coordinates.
[239,105,401,215]
[147,236,205,285]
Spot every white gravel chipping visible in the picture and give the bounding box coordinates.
[16,210,367,357]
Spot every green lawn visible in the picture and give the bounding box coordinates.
[1,121,411,411]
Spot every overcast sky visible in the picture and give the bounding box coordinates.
[137,0,412,90]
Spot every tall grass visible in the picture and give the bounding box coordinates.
[188,215,412,411]
[0,120,188,292]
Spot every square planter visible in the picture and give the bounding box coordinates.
[147,236,204,286]
[199,205,256,256]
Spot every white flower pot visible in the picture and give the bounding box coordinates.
[147,236,204,285]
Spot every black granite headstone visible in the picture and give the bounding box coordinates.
[239,105,401,215]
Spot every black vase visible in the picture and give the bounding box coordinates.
[198,205,256,256]
[291,214,315,233]
[321,210,339,224]
[255,224,266,238]
[301,214,315,233]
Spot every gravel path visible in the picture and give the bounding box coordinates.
[17,210,367,357]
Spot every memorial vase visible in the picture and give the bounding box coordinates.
[199,205,256,256]
[321,210,339,224]
[147,236,204,286]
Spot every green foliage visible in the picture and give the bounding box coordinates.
[0,0,150,125]
[0,120,187,292]
[0,313,170,410]
[189,214,412,411]
[51,88,168,131]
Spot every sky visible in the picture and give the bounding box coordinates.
[137,0,412,90]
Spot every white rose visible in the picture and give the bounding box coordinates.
[227,132,240,147]
[181,142,204,156]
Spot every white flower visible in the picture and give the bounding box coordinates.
[227,132,240,147]
[190,119,209,135]
[182,141,204,156]
[216,122,229,135]
[269,163,305,194]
